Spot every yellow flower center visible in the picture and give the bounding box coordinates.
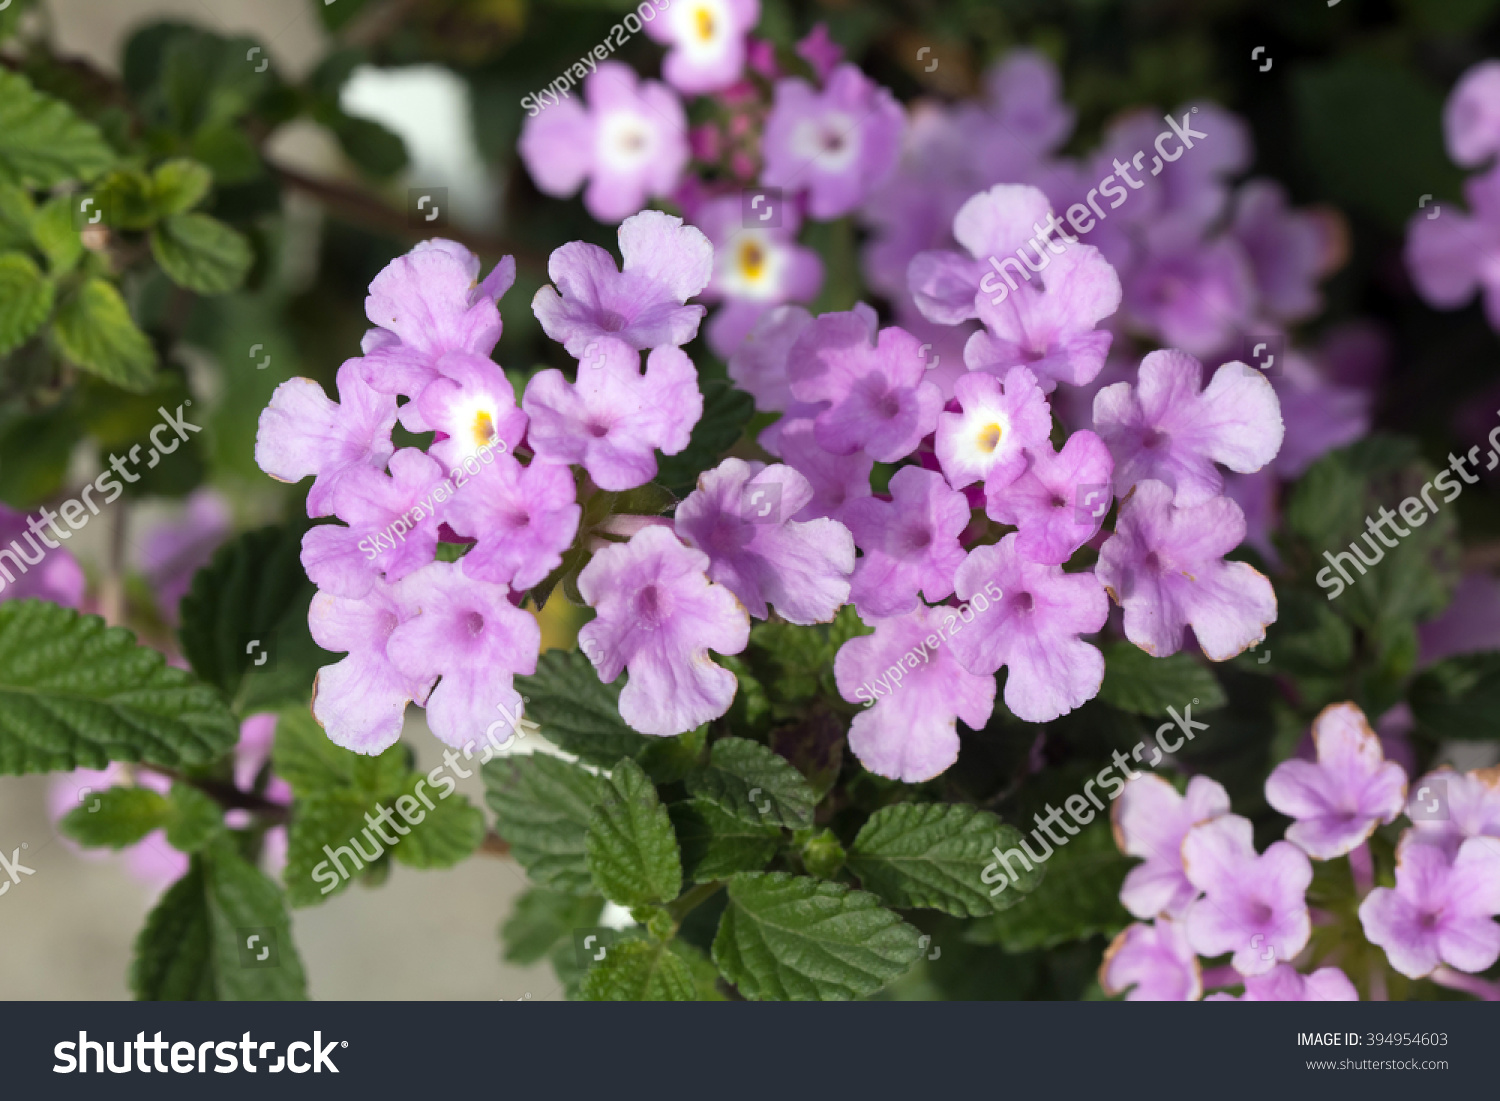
[694,6,716,41]
[977,423,1003,453]
[473,410,497,448]
[738,239,766,281]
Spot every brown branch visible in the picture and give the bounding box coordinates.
[478,830,511,857]
[137,763,292,825]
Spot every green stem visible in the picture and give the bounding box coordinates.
[667,881,724,924]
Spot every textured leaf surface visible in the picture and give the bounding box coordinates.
[670,798,780,883]
[0,70,115,187]
[502,888,604,965]
[150,212,252,295]
[1098,643,1226,717]
[0,252,53,355]
[579,938,697,1001]
[712,872,923,1000]
[848,804,1037,917]
[484,754,602,893]
[685,737,816,830]
[51,277,157,392]
[515,648,649,766]
[585,758,682,907]
[0,601,238,775]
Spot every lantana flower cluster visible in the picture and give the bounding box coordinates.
[1102,703,1500,1000]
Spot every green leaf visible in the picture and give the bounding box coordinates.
[712,871,923,1000]
[60,786,171,849]
[165,782,224,853]
[0,401,81,509]
[654,378,754,496]
[1410,652,1500,741]
[51,277,158,392]
[670,798,780,883]
[514,648,650,767]
[0,601,238,776]
[152,158,213,216]
[92,167,160,231]
[31,196,84,274]
[585,758,682,907]
[388,773,485,869]
[0,252,54,355]
[1098,643,1226,717]
[330,112,409,178]
[847,804,1038,918]
[271,706,406,799]
[150,213,252,295]
[502,888,604,965]
[131,839,308,1000]
[484,754,603,893]
[685,737,816,830]
[579,938,697,1001]
[0,183,35,248]
[0,70,115,188]
[178,522,319,713]
[282,790,378,907]
[963,822,1130,952]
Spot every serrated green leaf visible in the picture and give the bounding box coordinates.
[0,252,53,355]
[150,213,252,295]
[654,378,754,496]
[670,798,780,883]
[152,158,213,216]
[51,277,157,392]
[0,70,115,188]
[502,888,604,965]
[962,822,1130,952]
[515,648,650,766]
[712,871,923,1000]
[178,522,319,713]
[585,758,681,907]
[282,789,375,906]
[1098,643,1226,717]
[484,754,603,893]
[579,938,698,1001]
[131,840,307,1000]
[31,196,83,274]
[165,782,223,853]
[0,183,35,248]
[0,601,238,775]
[847,804,1036,917]
[92,167,160,231]
[60,786,171,848]
[685,737,816,830]
[1410,652,1500,741]
[388,773,485,869]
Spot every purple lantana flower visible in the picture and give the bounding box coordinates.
[761,64,904,220]
[1230,180,1344,324]
[1095,480,1277,661]
[533,210,713,358]
[445,455,581,591]
[1358,838,1500,979]
[986,430,1115,565]
[518,63,689,224]
[1406,169,1500,330]
[1404,767,1500,860]
[1265,702,1408,860]
[692,195,824,357]
[786,307,942,461]
[909,184,1121,392]
[674,458,854,624]
[359,240,512,417]
[1100,919,1202,1001]
[933,367,1051,495]
[577,525,750,737]
[1205,964,1358,1002]
[0,504,85,608]
[843,466,969,619]
[523,339,701,491]
[385,561,540,750]
[310,578,434,754]
[726,304,814,413]
[948,535,1109,722]
[255,360,397,518]
[1445,60,1500,169]
[1418,574,1500,665]
[833,604,995,782]
[1182,814,1313,976]
[1122,229,1256,358]
[1092,350,1284,507]
[300,448,446,599]
[767,416,871,525]
[414,351,528,470]
[645,0,760,95]
[1113,774,1231,920]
